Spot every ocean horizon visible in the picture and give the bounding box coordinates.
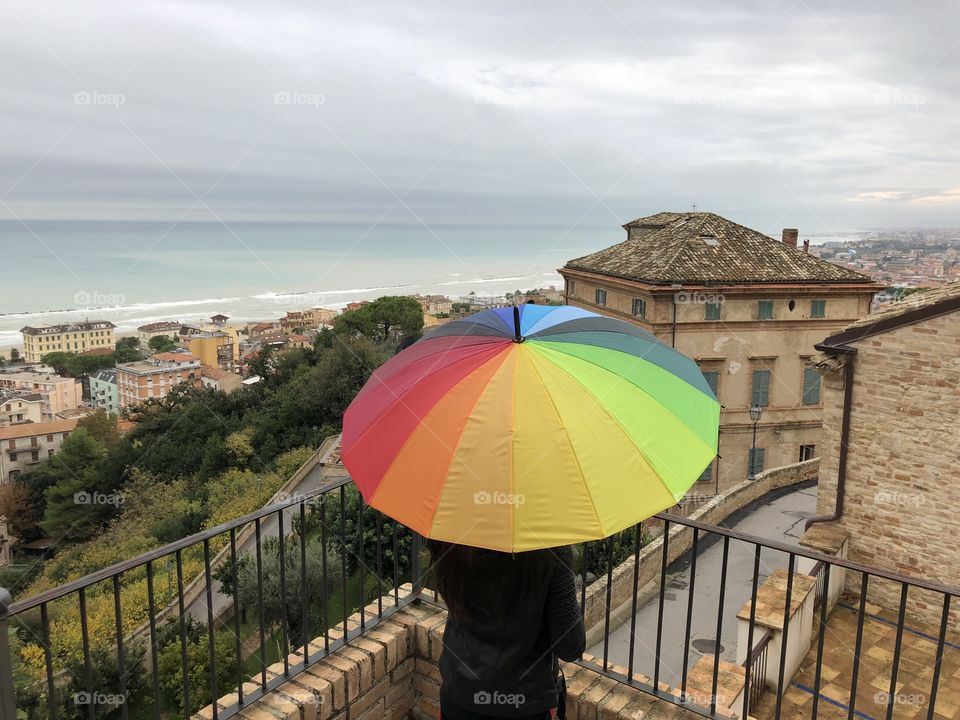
[0,220,869,349]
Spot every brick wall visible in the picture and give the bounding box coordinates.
[816,311,960,624]
[203,586,702,720]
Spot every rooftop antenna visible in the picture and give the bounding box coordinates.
[691,203,697,212]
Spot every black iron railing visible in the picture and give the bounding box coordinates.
[0,476,416,720]
[5,494,960,720]
[576,513,960,720]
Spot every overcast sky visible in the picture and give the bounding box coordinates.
[2,0,959,235]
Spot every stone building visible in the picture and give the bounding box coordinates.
[811,281,960,623]
[559,212,879,490]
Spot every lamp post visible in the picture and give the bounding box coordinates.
[748,403,763,480]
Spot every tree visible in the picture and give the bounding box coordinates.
[148,335,176,353]
[0,481,38,540]
[333,296,423,343]
[10,348,20,362]
[300,484,411,584]
[156,618,238,715]
[225,534,343,647]
[39,429,115,542]
[114,337,142,363]
[77,410,120,449]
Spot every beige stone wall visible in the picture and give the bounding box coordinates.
[815,311,960,624]
[562,272,873,490]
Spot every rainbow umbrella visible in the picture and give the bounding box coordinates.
[342,304,719,552]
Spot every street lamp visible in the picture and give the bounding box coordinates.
[748,403,763,480]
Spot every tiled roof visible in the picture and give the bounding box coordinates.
[845,282,960,330]
[137,321,181,332]
[565,212,874,285]
[199,365,230,380]
[0,418,78,441]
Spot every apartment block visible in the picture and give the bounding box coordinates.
[0,418,78,484]
[19,321,116,363]
[0,394,44,426]
[0,371,83,419]
[115,353,201,409]
[89,368,119,414]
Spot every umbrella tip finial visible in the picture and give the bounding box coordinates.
[512,305,522,343]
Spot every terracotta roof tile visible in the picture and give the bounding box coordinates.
[565,212,874,285]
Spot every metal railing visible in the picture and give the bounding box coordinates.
[743,629,772,712]
[5,495,960,720]
[0,476,416,720]
[577,512,960,720]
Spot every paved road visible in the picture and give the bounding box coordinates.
[588,483,818,688]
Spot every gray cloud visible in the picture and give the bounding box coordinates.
[1,0,959,236]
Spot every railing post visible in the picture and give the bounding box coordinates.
[411,533,424,601]
[0,587,17,720]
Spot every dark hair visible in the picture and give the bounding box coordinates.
[427,540,505,624]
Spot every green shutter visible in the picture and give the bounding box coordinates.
[705,302,721,321]
[702,371,719,398]
[811,300,826,318]
[802,368,821,405]
[757,301,773,320]
[751,370,770,406]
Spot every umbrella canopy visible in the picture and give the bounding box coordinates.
[342,304,720,552]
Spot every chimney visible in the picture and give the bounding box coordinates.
[803,239,810,254]
[782,228,799,247]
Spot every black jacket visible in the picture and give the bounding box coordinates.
[438,546,586,718]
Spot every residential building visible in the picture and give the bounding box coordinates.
[0,371,83,419]
[279,308,338,331]
[413,295,454,315]
[0,393,44,426]
[811,281,960,624]
[115,353,201,408]
[89,368,119,414]
[559,212,879,490]
[210,314,230,327]
[199,365,243,393]
[0,418,78,484]
[19,321,116,363]
[182,331,235,372]
[136,321,182,349]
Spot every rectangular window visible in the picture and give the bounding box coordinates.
[631,298,646,318]
[704,302,721,321]
[811,299,826,318]
[568,280,576,296]
[802,368,821,405]
[748,448,765,477]
[595,288,607,306]
[757,300,773,320]
[751,369,771,407]
[701,370,719,398]
[799,445,816,461]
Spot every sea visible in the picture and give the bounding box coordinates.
[0,220,610,348]
[0,220,872,350]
